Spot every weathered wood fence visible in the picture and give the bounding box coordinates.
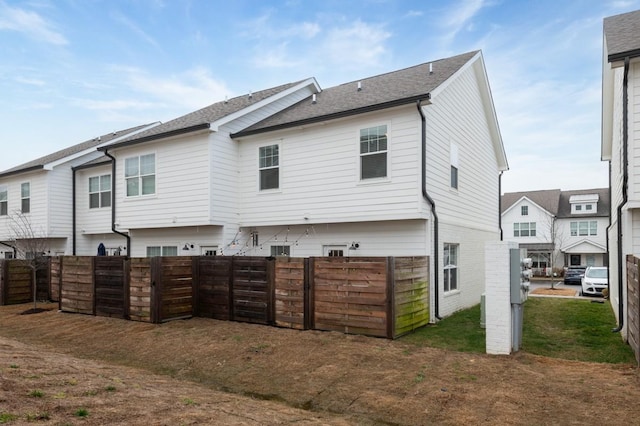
[0,259,49,306]
[4,255,429,339]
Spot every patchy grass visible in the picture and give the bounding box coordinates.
[400,298,635,364]
[522,297,635,363]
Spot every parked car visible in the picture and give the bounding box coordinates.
[581,266,608,297]
[564,266,586,285]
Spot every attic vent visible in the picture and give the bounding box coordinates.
[112,131,117,136]
[248,91,253,100]
[429,63,433,74]
[224,95,228,104]
[312,94,317,104]
[357,81,362,91]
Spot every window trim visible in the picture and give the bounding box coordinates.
[146,245,178,257]
[443,243,459,293]
[125,153,156,197]
[270,245,291,256]
[21,182,30,214]
[513,222,536,237]
[359,124,389,181]
[0,184,7,216]
[258,143,280,191]
[89,174,112,209]
[521,205,528,216]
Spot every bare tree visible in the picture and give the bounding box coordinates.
[542,214,567,289]
[8,212,49,311]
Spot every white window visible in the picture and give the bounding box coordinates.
[360,125,387,179]
[0,185,6,216]
[521,205,528,216]
[201,246,218,256]
[575,205,582,211]
[146,246,177,257]
[586,204,593,211]
[89,175,111,208]
[4,251,14,259]
[450,143,459,189]
[514,222,536,237]
[323,245,347,257]
[259,144,279,190]
[125,154,155,197]
[570,221,597,236]
[443,243,458,292]
[21,182,30,213]
[270,245,290,256]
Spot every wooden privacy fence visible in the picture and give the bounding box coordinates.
[0,259,50,306]
[627,255,640,364]
[48,255,429,339]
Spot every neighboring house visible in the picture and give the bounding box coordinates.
[79,50,507,320]
[501,188,609,276]
[0,123,158,259]
[602,9,640,335]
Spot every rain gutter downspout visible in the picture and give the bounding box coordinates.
[613,56,630,333]
[72,167,77,255]
[417,99,442,320]
[103,149,130,257]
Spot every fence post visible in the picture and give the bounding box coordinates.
[267,257,276,325]
[192,256,200,317]
[123,257,131,320]
[228,257,235,321]
[386,257,395,339]
[0,259,6,306]
[150,257,162,324]
[307,257,315,330]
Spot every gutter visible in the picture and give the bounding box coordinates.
[416,98,442,321]
[103,149,131,257]
[613,56,630,333]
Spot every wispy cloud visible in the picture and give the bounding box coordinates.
[320,20,391,69]
[438,0,490,46]
[0,1,67,45]
[111,10,160,49]
[14,76,46,86]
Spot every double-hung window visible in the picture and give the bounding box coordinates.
[360,125,387,179]
[444,243,458,292]
[270,245,290,256]
[89,175,111,208]
[259,144,279,190]
[514,222,536,237]
[521,206,528,216]
[570,221,597,236]
[146,246,177,257]
[21,182,30,213]
[125,154,155,197]
[0,185,7,216]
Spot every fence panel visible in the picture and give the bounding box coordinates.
[0,260,33,305]
[153,257,194,323]
[274,257,307,329]
[60,256,94,315]
[311,257,390,337]
[393,256,429,338]
[36,258,50,301]
[627,255,640,364]
[232,257,274,325]
[195,256,233,320]
[50,257,61,302]
[94,256,128,318]
[129,258,152,322]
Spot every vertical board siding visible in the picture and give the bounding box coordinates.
[36,259,50,301]
[60,256,94,315]
[155,257,194,323]
[94,257,128,318]
[627,255,640,364]
[129,258,152,322]
[274,257,306,329]
[195,256,233,320]
[311,257,390,338]
[393,256,429,338]
[50,257,61,302]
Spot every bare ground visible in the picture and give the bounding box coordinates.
[1,302,639,425]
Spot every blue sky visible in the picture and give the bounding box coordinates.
[0,0,638,193]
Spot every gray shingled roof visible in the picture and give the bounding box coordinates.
[604,10,640,62]
[501,189,562,215]
[105,80,306,150]
[501,188,610,218]
[0,123,155,178]
[234,51,479,137]
[556,188,610,218]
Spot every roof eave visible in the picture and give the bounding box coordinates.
[231,93,432,138]
[98,123,211,152]
[0,165,45,179]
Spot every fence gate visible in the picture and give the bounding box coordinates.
[195,256,233,320]
[94,256,129,318]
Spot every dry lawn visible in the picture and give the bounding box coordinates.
[1,302,639,425]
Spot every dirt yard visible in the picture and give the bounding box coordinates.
[1,303,639,425]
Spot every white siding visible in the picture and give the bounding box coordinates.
[424,60,501,234]
[127,226,223,258]
[502,199,554,244]
[237,106,423,226]
[76,164,114,235]
[113,133,211,230]
[0,171,49,240]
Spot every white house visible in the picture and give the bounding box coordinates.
[80,50,508,320]
[501,188,609,276]
[0,123,157,259]
[602,9,640,336]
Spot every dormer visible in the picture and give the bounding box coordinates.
[569,194,599,215]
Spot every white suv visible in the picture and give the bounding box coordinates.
[581,267,608,297]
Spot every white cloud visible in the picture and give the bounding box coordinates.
[439,0,490,45]
[72,98,160,111]
[111,10,160,49]
[14,76,45,86]
[320,20,391,68]
[0,1,67,45]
